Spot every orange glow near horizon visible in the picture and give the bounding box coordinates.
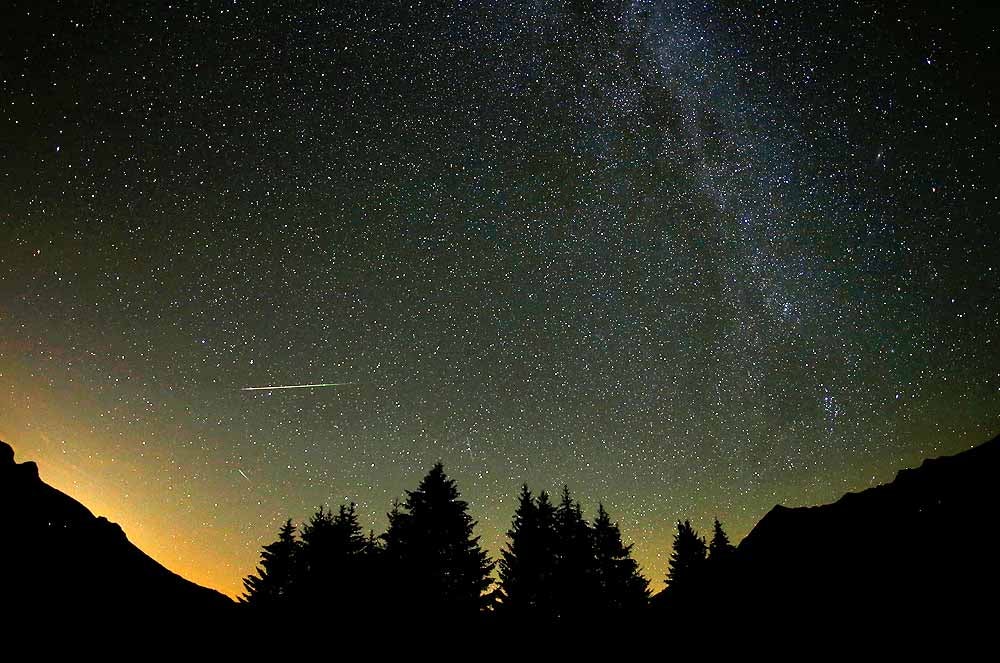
[3,357,991,603]
[4,0,1000,616]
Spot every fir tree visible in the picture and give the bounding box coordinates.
[552,485,598,621]
[535,490,557,539]
[497,484,557,618]
[534,489,557,615]
[382,462,494,617]
[299,503,370,613]
[382,499,407,554]
[708,518,735,562]
[666,519,707,594]
[300,505,336,597]
[498,485,537,612]
[702,517,737,614]
[242,518,300,608]
[592,503,649,614]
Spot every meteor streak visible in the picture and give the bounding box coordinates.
[240,382,356,391]
[237,468,250,481]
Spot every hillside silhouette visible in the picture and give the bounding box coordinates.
[0,440,232,618]
[4,433,999,635]
[736,433,1000,622]
[653,433,1000,632]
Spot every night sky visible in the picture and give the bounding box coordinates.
[2,0,998,598]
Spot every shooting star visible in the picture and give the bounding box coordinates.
[240,382,357,391]
[237,468,250,482]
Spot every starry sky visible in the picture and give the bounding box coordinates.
[2,0,998,599]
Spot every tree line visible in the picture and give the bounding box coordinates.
[242,462,735,622]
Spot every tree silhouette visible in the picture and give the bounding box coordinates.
[702,517,737,614]
[299,503,371,615]
[497,484,557,619]
[666,519,707,594]
[708,518,735,562]
[592,503,649,614]
[242,518,300,608]
[552,485,598,621]
[299,506,335,603]
[382,462,494,617]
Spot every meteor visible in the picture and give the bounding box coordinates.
[237,468,250,481]
[240,382,357,391]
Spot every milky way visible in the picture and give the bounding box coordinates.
[2,1,998,597]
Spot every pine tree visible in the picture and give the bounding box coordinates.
[666,519,707,594]
[300,505,336,599]
[498,485,536,613]
[497,484,557,618]
[552,485,598,621]
[335,503,369,555]
[703,517,737,614]
[299,503,370,613]
[535,490,556,539]
[382,499,408,553]
[592,503,649,614]
[708,518,735,562]
[534,489,557,616]
[382,462,494,617]
[242,518,300,608]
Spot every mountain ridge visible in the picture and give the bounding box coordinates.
[726,432,1000,626]
[0,439,233,617]
[6,431,999,629]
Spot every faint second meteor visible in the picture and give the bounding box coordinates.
[240,382,357,391]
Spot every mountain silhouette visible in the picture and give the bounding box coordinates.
[7,431,1000,635]
[724,433,1000,629]
[0,440,233,618]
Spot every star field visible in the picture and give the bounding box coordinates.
[2,1,998,597]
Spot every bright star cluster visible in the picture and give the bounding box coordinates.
[2,1,997,597]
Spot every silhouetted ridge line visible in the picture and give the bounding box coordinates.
[653,433,1000,631]
[7,431,999,636]
[0,440,233,618]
